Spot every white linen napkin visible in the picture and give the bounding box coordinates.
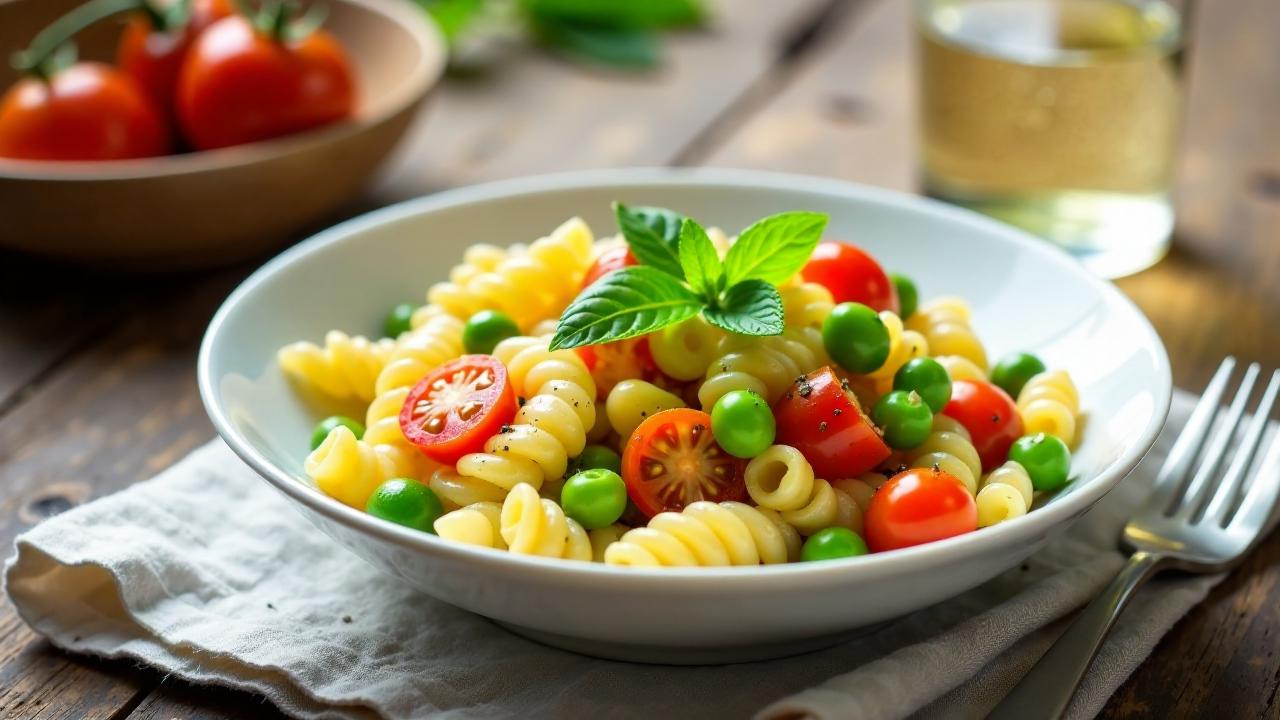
[2,390,1247,720]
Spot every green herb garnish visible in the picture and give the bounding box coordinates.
[549,203,828,350]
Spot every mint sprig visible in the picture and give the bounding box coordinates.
[549,205,828,350]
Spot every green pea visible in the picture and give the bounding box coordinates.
[1009,433,1071,491]
[802,527,869,562]
[463,310,519,355]
[822,302,891,374]
[574,444,622,475]
[711,389,776,458]
[311,415,365,450]
[890,273,918,319]
[991,352,1047,399]
[893,357,952,413]
[871,390,934,450]
[366,478,444,533]
[561,468,627,530]
[384,303,416,339]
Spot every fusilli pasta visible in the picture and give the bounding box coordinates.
[425,218,594,331]
[744,445,855,535]
[603,501,802,566]
[698,327,828,409]
[278,331,396,402]
[433,484,592,561]
[779,279,835,330]
[363,314,466,448]
[905,297,987,371]
[305,425,434,508]
[904,419,982,494]
[1017,370,1080,446]
[864,311,929,391]
[649,317,724,381]
[975,461,1034,527]
[605,379,686,438]
[934,354,987,382]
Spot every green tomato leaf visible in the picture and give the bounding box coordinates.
[522,0,705,29]
[703,279,784,337]
[550,266,702,350]
[678,218,723,300]
[614,203,686,278]
[723,211,828,287]
[533,19,660,69]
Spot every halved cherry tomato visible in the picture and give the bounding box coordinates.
[774,367,891,479]
[942,379,1024,472]
[864,467,977,552]
[0,63,169,161]
[117,0,233,119]
[622,408,746,517]
[801,242,899,314]
[581,246,636,289]
[400,355,516,464]
[176,14,356,150]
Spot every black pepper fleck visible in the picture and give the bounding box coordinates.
[518,397,526,407]
[991,413,999,423]
[342,615,353,623]
[798,386,813,398]
[833,408,843,416]
[818,422,828,432]
[267,603,276,610]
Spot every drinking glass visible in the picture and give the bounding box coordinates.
[916,0,1186,278]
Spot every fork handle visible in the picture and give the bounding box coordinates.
[987,550,1167,720]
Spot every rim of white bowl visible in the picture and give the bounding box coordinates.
[198,167,1172,586]
[0,0,445,181]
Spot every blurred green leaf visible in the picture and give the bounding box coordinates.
[418,0,486,42]
[523,0,704,30]
[533,18,659,68]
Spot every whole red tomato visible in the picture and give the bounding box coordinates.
[863,467,977,553]
[176,15,356,150]
[942,379,1024,472]
[802,241,899,314]
[117,0,233,116]
[0,63,169,161]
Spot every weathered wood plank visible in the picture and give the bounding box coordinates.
[128,681,287,720]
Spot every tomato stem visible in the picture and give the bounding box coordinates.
[241,0,328,43]
[10,0,146,78]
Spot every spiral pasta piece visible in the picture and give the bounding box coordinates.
[603,501,802,567]
[589,524,627,562]
[744,445,857,536]
[698,327,828,409]
[1017,370,1080,446]
[906,297,987,370]
[830,472,891,534]
[425,218,594,331]
[779,280,835,330]
[431,339,597,508]
[363,314,466,448]
[434,501,506,548]
[305,426,434,509]
[976,461,1034,527]
[605,379,686,438]
[904,422,982,494]
[865,311,929,389]
[649,317,724,381]
[433,485,591,561]
[278,331,397,402]
[935,355,987,382]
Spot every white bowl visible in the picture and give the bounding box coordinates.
[198,168,1171,663]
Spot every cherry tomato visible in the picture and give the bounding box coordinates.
[942,379,1024,472]
[773,367,891,479]
[576,336,662,399]
[801,242,899,313]
[863,467,977,552]
[176,15,356,150]
[399,355,516,464]
[581,246,636,289]
[117,0,233,117]
[0,63,169,161]
[621,408,746,517]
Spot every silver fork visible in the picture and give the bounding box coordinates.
[989,357,1280,720]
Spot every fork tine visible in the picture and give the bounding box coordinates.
[1150,358,1236,514]
[1204,369,1280,526]
[1173,363,1260,521]
[1226,371,1280,534]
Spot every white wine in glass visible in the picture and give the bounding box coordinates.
[918,0,1183,278]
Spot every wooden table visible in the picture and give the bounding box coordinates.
[1,0,1277,716]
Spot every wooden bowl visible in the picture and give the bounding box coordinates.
[0,0,445,268]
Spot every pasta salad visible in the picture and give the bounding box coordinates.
[278,204,1082,567]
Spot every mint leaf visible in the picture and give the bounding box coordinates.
[533,19,659,68]
[522,0,704,29]
[703,280,783,336]
[550,266,701,350]
[418,0,485,43]
[614,203,685,278]
[678,218,722,300]
[723,211,828,287]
